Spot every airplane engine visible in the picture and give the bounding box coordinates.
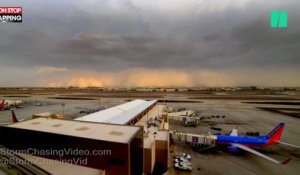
[228,145,238,152]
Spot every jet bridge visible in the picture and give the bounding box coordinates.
[170,131,217,147]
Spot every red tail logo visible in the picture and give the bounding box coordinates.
[11,110,19,123]
[0,100,5,109]
[267,123,285,145]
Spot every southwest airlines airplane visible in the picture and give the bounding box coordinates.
[216,123,299,164]
[0,110,24,125]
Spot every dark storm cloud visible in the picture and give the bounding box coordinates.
[55,33,196,70]
[61,34,156,58]
[0,0,299,86]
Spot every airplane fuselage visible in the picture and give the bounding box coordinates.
[216,135,269,146]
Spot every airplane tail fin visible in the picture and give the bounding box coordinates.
[266,123,285,144]
[229,125,239,136]
[11,110,19,123]
[0,100,5,108]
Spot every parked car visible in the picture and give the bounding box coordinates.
[174,162,192,171]
[173,153,191,160]
[174,157,190,163]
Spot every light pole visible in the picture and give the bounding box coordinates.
[61,103,65,117]
[98,96,101,110]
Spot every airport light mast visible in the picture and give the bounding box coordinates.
[61,103,65,117]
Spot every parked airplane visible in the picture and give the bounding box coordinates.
[0,100,23,110]
[0,100,6,110]
[13,102,24,109]
[7,100,23,109]
[11,110,24,123]
[216,123,298,164]
[0,110,24,125]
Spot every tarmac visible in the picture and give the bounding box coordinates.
[0,92,300,175]
[168,99,300,175]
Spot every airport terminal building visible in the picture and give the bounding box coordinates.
[0,99,169,175]
[0,118,144,175]
[75,99,157,125]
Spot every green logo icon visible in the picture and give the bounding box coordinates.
[270,11,288,28]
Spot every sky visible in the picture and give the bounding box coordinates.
[0,0,299,87]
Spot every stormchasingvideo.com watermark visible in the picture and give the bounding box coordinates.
[0,148,111,166]
[2,148,112,157]
[1,157,89,166]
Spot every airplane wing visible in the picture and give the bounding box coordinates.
[232,143,290,164]
[278,142,300,149]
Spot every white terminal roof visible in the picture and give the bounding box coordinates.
[76,99,157,125]
[7,118,140,143]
